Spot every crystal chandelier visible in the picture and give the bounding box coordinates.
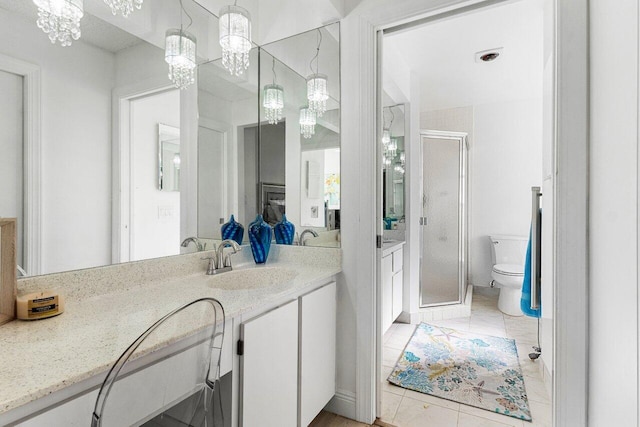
[300,106,316,139]
[165,29,197,89]
[388,138,398,157]
[382,128,391,146]
[103,0,143,17]
[33,0,83,47]
[307,29,328,117]
[263,58,284,125]
[219,3,252,76]
[307,74,328,117]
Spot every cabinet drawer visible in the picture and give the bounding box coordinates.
[392,249,403,273]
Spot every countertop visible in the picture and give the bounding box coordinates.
[382,240,405,257]
[0,246,341,419]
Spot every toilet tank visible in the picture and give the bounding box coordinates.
[489,235,528,266]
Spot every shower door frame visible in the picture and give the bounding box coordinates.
[418,130,468,308]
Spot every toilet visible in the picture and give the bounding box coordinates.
[489,235,528,316]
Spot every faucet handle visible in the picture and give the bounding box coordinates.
[201,256,217,275]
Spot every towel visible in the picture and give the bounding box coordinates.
[521,226,541,318]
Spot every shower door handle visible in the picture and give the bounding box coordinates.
[530,187,542,310]
[419,217,428,226]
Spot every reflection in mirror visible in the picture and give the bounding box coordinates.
[261,23,341,247]
[0,0,227,276]
[195,23,340,248]
[196,48,260,241]
[383,104,406,229]
[158,124,181,192]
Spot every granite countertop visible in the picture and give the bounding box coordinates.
[0,246,341,418]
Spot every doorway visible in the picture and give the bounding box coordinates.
[377,0,554,425]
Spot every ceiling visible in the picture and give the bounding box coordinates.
[384,0,545,111]
[0,0,142,53]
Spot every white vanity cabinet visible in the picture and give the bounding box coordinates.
[240,300,299,427]
[239,281,337,427]
[382,243,404,334]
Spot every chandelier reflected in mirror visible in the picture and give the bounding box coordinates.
[263,58,284,124]
[219,4,252,76]
[306,29,328,117]
[165,29,197,89]
[300,106,317,139]
[33,0,83,47]
[103,0,143,17]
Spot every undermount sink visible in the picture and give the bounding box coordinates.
[207,267,298,290]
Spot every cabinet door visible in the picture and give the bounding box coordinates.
[382,254,394,333]
[300,282,336,426]
[240,300,298,427]
[392,270,403,321]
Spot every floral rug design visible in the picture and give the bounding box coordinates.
[387,323,532,421]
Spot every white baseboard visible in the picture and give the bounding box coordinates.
[324,389,356,420]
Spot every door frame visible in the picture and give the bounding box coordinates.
[0,53,41,276]
[344,0,588,425]
[112,78,177,263]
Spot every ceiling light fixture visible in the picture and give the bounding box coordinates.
[103,0,142,17]
[33,0,83,47]
[300,106,316,139]
[307,29,328,117]
[165,0,197,89]
[263,57,284,125]
[219,2,252,76]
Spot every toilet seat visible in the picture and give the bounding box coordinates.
[492,263,524,276]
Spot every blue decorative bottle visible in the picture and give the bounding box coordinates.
[248,215,272,264]
[274,214,295,245]
[221,215,244,245]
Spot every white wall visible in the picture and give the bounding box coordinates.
[589,0,639,424]
[469,99,542,287]
[130,90,181,261]
[0,9,115,274]
[0,70,23,268]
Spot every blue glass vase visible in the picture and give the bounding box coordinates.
[221,215,244,245]
[248,215,272,264]
[274,214,295,245]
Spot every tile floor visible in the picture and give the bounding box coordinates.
[379,289,551,427]
[310,289,551,427]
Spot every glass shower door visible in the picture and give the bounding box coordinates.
[420,132,467,307]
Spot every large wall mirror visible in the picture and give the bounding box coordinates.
[196,23,340,248]
[0,0,340,279]
[382,104,406,228]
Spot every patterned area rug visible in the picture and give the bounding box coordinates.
[387,323,531,422]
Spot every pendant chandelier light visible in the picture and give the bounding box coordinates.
[263,58,284,125]
[219,2,252,76]
[306,29,328,117]
[103,0,143,17]
[381,129,391,146]
[300,106,316,139]
[382,106,394,146]
[33,0,83,47]
[165,0,197,89]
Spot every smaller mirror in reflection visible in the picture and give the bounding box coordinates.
[383,104,405,228]
[158,124,181,192]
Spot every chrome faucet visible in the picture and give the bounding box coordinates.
[181,237,206,252]
[299,229,319,246]
[202,239,242,275]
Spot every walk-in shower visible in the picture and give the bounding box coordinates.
[419,130,468,307]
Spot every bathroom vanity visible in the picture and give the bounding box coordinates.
[0,246,340,427]
[381,240,404,333]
